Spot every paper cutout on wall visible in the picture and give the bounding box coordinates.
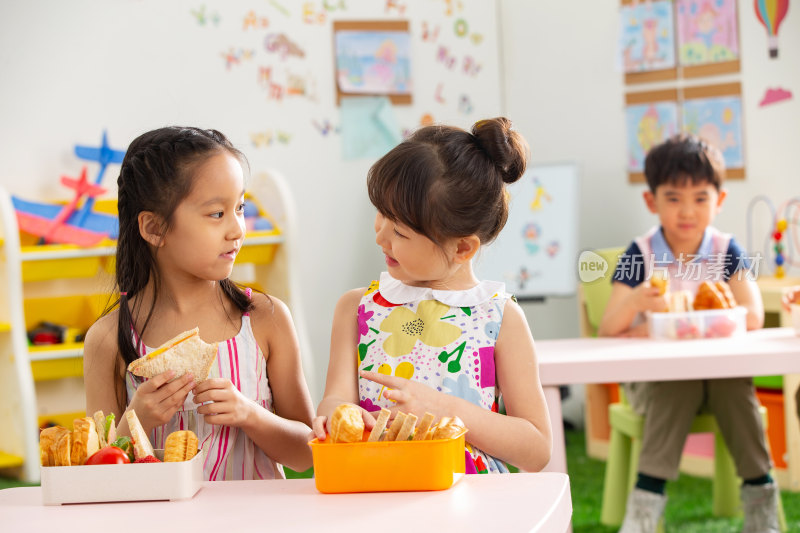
[676,0,739,65]
[754,0,789,58]
[312,119,340,136]
[221,48,254,70]
[385,0,406,15]
[242,10,269,30]
[625,102,679,172]
[759,87,793,107]
[421,21,440,42]
[264,33,305,60]
[340,96,402,160]
[682,95,744,167]
[620,0,677,73]
[190,5,220,26]
[302,4,327,24]
[268,0,289,17]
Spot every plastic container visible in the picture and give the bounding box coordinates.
[40,448,204,505]
[309,430,467,493]
[646,306,747,340]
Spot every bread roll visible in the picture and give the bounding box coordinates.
[164,430,199,462]
[70,417,100,465]
[715,281,737,308]
[330,404,364,443]
[694,280,728,310]
[432,416,467,440]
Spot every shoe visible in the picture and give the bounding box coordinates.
[618,488,666,533]
[741,482,780,533]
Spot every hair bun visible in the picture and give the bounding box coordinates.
[471,117,528,184]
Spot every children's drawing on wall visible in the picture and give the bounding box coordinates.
[620,0,677,72]
[335,27,411,96]
[625,101,679,172]
[676,0,739,65]
[754,0,789,58]
[682,95,744,168]
[476,164,578,299]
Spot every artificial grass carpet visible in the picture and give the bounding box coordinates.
[565,428,800,532]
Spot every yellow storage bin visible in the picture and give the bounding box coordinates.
[309,430,466,493]
[30,355,84,381]
[24,294,110,332]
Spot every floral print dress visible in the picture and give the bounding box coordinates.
[357,272,513,474]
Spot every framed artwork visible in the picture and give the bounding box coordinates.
[676,0,740,77]
[620,0,677,81]
[333,20,412,105]
[682,82,745,178]
[625,89,679,180]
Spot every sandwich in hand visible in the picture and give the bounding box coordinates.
[127,327,217,383]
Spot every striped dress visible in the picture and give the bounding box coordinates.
[125,306,283,481]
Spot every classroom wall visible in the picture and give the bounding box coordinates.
[499,0,799,424]
[2,1,797,411]
[0,1,503,402]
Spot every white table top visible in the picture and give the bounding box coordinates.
[536,327,800,386]
[0,473,572,533]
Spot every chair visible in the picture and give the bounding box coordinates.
[577,248,786,529]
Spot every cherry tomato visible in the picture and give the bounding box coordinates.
[85,446,131,465]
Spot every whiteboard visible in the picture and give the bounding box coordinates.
[475,163,579,299]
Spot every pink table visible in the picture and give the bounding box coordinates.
[0,473,572,533]
[536,327,800,473]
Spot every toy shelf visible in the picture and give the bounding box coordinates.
[0,170,313,483]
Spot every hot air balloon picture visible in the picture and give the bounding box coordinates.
[754,0,789,58]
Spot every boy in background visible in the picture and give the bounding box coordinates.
[599,134,779,533]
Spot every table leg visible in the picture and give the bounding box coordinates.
[543,385,567,474]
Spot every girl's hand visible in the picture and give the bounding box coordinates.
[620,322,650,337]
[359,370,443,419]
[781,287,800,313]
[311,405,376,441]
[630,282,668,313]
[128,371,195,432]
[193,378,255,428]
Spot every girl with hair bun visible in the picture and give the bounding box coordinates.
[313,117,552,474]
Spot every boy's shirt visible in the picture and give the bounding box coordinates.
[613,226,753,288]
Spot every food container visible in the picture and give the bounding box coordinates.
[40,448,204,505]
[646,306,747,340]
[309,430,467,493]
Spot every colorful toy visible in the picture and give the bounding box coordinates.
[746,195,800,277]
[12,130,125,246]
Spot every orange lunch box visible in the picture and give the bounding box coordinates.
[309,430,467,493]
